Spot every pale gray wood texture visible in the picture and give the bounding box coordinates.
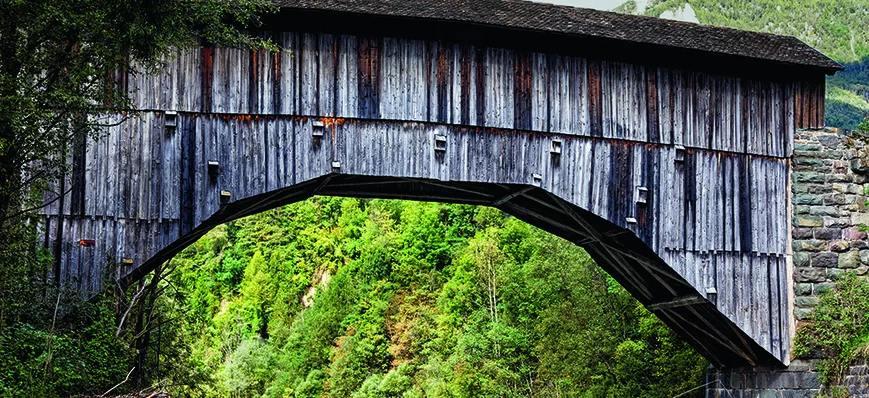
[40,31,807,368]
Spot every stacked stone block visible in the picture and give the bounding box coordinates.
[706,360,821,397]
[707,362,869,397]
[843,364,869,397]
[708,128,868,397]
[792,128,869,321]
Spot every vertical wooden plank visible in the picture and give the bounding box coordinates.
[815,77,826,128]
[514,51,533,131]
[407,39,427,122]
[129,116,142,220]
[450,44,463,125]
[802,80,810,128]
[657,68,671,144]
[106,119,119,220]
[380,37,400,120]
[247,48,260,114]
[425,41,436,123]
[319,34,336,117]
[794,80,802,129]
[486,48,514,129]
[160,115,172,222]
[467,45,479,126]
[646,66,660,143]
[191,117,204,227]
[214,47,228,113]
[300,33,318,115]
[549,55,569,134]
[432,41,449,124]
[572,57,588,136]
[150,113,163,222]
[721,155,729,252]
[179,115,194,235]
[673,70,685,146]
[357,36,380,120]
[336,35,358,118]
[588,59,602,137]
[279,32,297,115]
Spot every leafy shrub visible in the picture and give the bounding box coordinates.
[795,273,869,387]
[219,337,275,397]
[0,297,132,397]
[157,198,708,398]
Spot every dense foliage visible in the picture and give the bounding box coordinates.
[794,273,869,396]
[0,0,274,223]
[0,291,132,397]
[145,198,708,397]
[0,1,273,396]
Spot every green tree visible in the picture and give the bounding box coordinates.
[144,198,708,397]
[239,251,273,338]
[0,0,273,223]
[220,337,275,397]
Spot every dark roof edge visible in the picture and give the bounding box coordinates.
[789,37,845,73]
[263,7,843,80]
[390,10,847,74]
[478,13,845,74]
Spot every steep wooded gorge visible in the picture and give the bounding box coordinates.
[150,199,708,397]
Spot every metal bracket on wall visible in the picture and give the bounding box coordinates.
[312,120,325,138]
[434,134,447,153]
[675,145,686,163]
[705,287,718,305]
[635,186,649,204]
[550,139,562,157]
[165,111,178,132]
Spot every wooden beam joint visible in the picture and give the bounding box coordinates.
[492,186,534,206]
[647,295,707,311]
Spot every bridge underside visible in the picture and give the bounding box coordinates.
[122,173,779,368]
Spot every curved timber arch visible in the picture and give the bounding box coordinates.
[117,115,783,368]
[39,0,842,370]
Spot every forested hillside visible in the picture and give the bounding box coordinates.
[630,0,869,130]
[141,198,707,397]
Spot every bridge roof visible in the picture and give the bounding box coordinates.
[274,0,843,75]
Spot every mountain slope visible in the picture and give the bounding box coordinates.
[628,0,869,130]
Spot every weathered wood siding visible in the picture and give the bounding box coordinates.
[117,34,819,156]
[40,31,811,367]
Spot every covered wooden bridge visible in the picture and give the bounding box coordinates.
[39,0,842,368]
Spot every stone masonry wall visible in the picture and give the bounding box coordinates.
[707,128,869,398]
[792,128,869,320]
[707,360,821,398]
[843,364,869,397]
[707,362,869,398]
